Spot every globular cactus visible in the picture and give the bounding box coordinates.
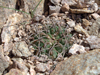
[23,19,72,59]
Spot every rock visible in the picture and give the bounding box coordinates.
[2,13,23,43]
[12,58,28,72]
[30,66,36,75]
[61,3,69,12]
[61,0,95,8]
[49,6,61,15]
[67,20,75,27]
[74,23,89,37]
[70,8,94,14]
[18,30,27,38]
[0,45,9,75]
[91,13,100,19]
[76,0,95,8]
[5,69,26,75]
[69,44,86,54]
[49,13,59,17]
[50,0,61,5]
[0,0,45,26]
[61,0,77,6]
[0,0,16,26]
[82,19,90,27]
[87,17,100,37]
[66,28,73,33]
[91,3,98,12]
[50,49,100,75]
[35,63,47,72]
[14,37,20,42]
[32,15,45,22]
[36,73,45,75]
[12,41,32,57]
[23,0,45,15]
[38,55,48,62]
[1,13,23,52]
[86,35,100,49]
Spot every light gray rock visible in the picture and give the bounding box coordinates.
[61,0,98,13]
[12,58,28,72]
[1,13,23,52]
[91,13,100,19]
[61,0,77,6]
[50,0,61,5]
[0,45,9,75]
[0,0,45,27]
[67,20,75,27]
[74,23,89,37]
[86,36,100,49]
[69,44,86,54]
[70,8,94,14]
[61,0,95,8]
[24,0,45,15]
[35,63,47,72]
[36,73,45,75]
[5,69,26,75]
[91,3,98,12]
[87,17,100,37]
[32,15,45,22]
[0,0,16,26]
[0,0,16,34]
[50,49,100,75]
[49,6,61,15]
[12,41,32,57]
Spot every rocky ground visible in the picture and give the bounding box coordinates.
[0,0,100,75]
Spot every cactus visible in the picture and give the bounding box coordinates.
[29,22,72,59]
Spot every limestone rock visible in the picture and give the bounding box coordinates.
[49,6,61,15]
[12,41,32,57]
[35,63,47,72]
[50,0,61,5]
[61,0,95,8]
[69,44,86,54]
[74,23,89,37]
[61,3,70,12]
[32,15,45,22]
[0,45,9,75]
[67,20,75,27]
[86,35,100,49]
[12,58,28,72]
[82,19,90,27]
[5,69,26,75]
[91,13,100,19]
[50,49,100,75]
[70,8,94,14]
[61,0,97,13]
[61,0,77,6]
[36,73,45,75]
[0,0,16,26]
[0,0,45,27]
[87,17,100,37]
[30,66,36,75]
[1,13,23,43]
[1,13,23,52]
[91,3,98,12]
[24,0,45,15]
